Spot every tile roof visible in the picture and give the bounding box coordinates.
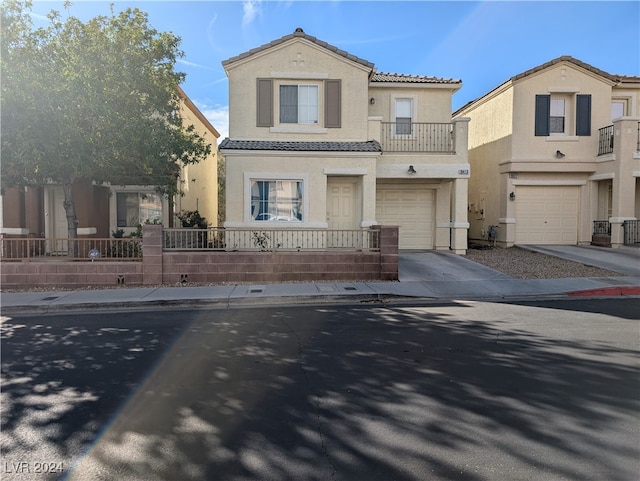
[219,138,382,152]
[222,28,375,70]
[454,56,640,116]
[510,56,624,83]
[371,72,461,84]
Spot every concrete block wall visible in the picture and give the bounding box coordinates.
[0,225,399,290]
[0,261,143,290]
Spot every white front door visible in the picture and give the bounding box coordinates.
[327,178,358,230]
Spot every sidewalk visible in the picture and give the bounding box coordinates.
[1,245,639,315]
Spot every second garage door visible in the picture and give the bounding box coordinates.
[376,186,435,249]
[515,186,579,244]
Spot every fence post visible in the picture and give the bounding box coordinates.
[143,224,163,285]
[376,225,399,280]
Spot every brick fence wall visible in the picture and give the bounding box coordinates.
[1,225,398,290]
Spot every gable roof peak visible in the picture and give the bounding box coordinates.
[221,28,375,70]
[511,55,620,83]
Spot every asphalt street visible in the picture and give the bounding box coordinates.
[1,299,639,481]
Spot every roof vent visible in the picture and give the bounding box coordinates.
[294,27,304,33]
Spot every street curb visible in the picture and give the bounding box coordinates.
[4,290,634,317]
[566,286,640,297]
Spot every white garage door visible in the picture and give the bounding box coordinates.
[376,186,435,249]
[516,186,579,244]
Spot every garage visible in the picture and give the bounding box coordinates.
[515,186,579,244]
[376,185,435,249]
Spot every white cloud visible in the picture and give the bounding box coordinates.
[242,0,261,27]
[176,59,218,72]
[197,104,229,144]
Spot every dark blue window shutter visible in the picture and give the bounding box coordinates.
[576,94,591,136]
[535,95,550,136]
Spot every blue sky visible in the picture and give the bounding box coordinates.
[29,1,640,141]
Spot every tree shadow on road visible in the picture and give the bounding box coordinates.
[1,300,638,481]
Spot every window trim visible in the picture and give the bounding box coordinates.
[278,83,319,125]
[110,186,166,233]
[391,95,417,138]
[244,173,310,225]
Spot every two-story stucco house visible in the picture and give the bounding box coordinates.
[455,56,640,248]
[220,28,470,253]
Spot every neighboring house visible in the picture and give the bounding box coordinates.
[454,56,640,248]
[219,28,470,253]
[0,86,220,241]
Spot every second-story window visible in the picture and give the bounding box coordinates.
[550,98,565,133]
[280,85,318,124]
[395,98,413,135]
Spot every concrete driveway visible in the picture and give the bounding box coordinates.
[399,245,640,282]
[521,245,640,276]
[399,250,511,282]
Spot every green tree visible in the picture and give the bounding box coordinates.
[1,1,211,256]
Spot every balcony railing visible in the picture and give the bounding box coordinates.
[598,125,614,156]
[164,228,380,252]
[380,122,455,153]
[592,220,611,235]
[0,236,142,261]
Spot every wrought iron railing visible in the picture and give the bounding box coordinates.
[598,125,614,155]
[623,220,639,246]
[163,228,380,252]
[592,220,611,235]
[380,122,455,153]
[0,237,142,261]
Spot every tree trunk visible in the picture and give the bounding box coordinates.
[62,180,79,258]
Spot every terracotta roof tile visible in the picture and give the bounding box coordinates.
[219,139,382,152]
[371,72,461,84]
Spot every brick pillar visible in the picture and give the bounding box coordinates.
[143,224,163,285]
[377,225,399,280]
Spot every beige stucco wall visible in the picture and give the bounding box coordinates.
[368,85,456,124]
[511,64,614,163]
[224,152,379,228]
[225,39,371,141]
[175,97,220,227]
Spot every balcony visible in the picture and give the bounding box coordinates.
[598,125,614,156]
[380,122,455,153]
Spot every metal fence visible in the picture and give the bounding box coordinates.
[598,125,614,156]
[0,237,142,261]
[592,220,611,235]
[163,228,380,252]
[380,122,455,153]
[623,220,639,246]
